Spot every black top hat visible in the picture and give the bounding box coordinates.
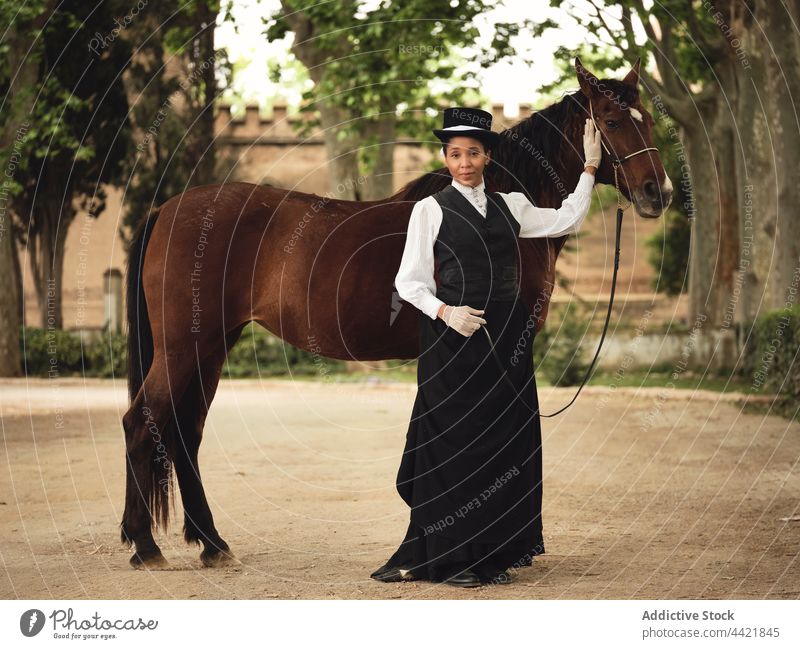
[432,106,500,149]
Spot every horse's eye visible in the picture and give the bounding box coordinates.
[605,119,619,129]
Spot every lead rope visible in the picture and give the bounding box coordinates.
[479,99,657,418]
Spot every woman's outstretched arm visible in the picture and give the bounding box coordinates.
[498,169,596,238]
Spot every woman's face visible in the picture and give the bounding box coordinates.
[442,136,490,186]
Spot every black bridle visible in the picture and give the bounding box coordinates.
[481,100,659,418]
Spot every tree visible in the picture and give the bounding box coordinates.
[265,0,547,199]
[721,1,800,321]
[559,0,800,333]
[0,1,53,373]
[557,0,739,327]
[1,1,132,329]
[118,1,233,245]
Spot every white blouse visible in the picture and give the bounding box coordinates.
[394,171,596,320]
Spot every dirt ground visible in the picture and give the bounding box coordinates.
[0,377,797,600]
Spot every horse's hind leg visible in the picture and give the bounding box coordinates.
[121,353,195,569]
[174,329,243,567]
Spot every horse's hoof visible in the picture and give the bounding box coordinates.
[130,551,169,570]
[201,545,235,568]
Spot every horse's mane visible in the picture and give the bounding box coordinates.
[393,79,636,203]
[393,167,452,202]
[486,90,588,196]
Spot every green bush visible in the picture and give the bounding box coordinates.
[589,183,618,216]
[19,324,349,379]
[20,326,128,377]
[534,301,591,387]
[645,209,691,296]
[223,324,346,377]
[83,332,128,378]
[741,305,800,400]
[643,105,693,295]
[20,326,85,375]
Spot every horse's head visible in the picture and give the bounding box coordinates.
[575,57,672,218]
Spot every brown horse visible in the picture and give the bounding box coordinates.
[120,58,672,568]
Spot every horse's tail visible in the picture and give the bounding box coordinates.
[126,206,160,402]
[123,205,176,534]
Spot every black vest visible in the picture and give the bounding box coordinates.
[432,185,521,306]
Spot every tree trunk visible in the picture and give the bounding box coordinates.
[761,1,800,310]
[361,113,396,200]
[0,218,21,375]
[281,1,365,200]
[193,0,217,185]
[731,28,775,322]
[684,115,739,329]
[31,199,73,330]
[11,230,24,322]
[728,0,800,320]
[615,7,742,333]
[318,102,362,200]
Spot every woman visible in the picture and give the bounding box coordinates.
[372,106,602,588]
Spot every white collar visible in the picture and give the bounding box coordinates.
[450,176,485,195]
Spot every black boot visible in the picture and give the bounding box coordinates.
[442,564,482,588]
[370,561,417,583]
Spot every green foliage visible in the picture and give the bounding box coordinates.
[1,0,136,328]
[534,301,591,387]
[223,324,346,378]
[741,306,800,403]
[588,182,619,216]
[19,327,127,377]
[119,0,232,244]
[0,2,134,194]
[645,209,691,296]
[642,94,692,294]
[82,332,128,378]
[264,1,539,174]
[119,1,233,246]
[536,43,628,103]
[20,327,85,375]
[18,323,343,379]
[548,0,720,88]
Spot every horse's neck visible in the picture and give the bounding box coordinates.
[494,124,585,208]
[524,161,584,209]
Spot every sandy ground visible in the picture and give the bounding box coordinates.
[0,377,797,600]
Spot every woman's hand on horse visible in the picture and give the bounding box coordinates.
[583,118,602,169]
[440,305,487,337]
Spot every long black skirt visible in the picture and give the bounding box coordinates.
[384,298,545,582]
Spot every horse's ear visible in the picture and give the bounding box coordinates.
[622,57,641,88]
[575,57,599,98]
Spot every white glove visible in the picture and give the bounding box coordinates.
[440,305,487,337]
[583,118,602,168]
